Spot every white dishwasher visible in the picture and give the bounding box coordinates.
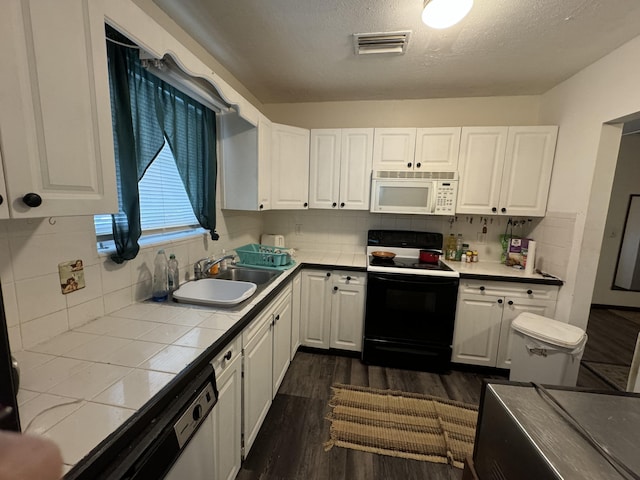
[164,381,216,479]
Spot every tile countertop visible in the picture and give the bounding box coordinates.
[13,250,368,474]
[442,259,564,285]
[12,250,561,475]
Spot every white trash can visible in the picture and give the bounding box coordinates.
[509,312,587,387]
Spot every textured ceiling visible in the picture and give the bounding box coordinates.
[152,0,640,104]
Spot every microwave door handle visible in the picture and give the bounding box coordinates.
[431,183,437,214]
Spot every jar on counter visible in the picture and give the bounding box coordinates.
[472,250,478,262]
[466,250,473,263]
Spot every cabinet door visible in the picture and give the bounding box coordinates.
[0,148,10,219]
[212,352,242,480]
[496,298,557,370]
[0,0,117,217]
[499,126,558,217]
[257,116,273,211]
[272,290,292,397]
[456,127,508,215]
[414,127,461,171]
[452,293,503,367]
[330,282,365,352]
[300,270,332,349]
[242,314,273,455]
[372,128,417,171]
[271,123,310,209]
[309,129,341,209]
[290,272,302,360]
[339,129,374,210]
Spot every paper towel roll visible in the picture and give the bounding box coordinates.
[524,240,536,275]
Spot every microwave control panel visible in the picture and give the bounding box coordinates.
[434,181,458,214]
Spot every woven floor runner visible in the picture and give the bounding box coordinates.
[324,384,478,469]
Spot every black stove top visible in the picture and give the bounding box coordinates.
[368,256,454,272]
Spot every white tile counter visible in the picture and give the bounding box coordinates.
[13,250,367,473]
[441,259,563,284]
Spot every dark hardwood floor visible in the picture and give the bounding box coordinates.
[237,353,508,480]
[237,308,635,480]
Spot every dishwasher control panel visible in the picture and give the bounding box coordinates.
[173,381,216,448]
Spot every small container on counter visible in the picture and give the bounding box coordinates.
[472,250,479,262]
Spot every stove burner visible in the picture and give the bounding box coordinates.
[370,257,396,266]
[412,262,442,270]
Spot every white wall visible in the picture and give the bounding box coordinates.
[592,134,640,306]
[263,96,540,128]
[539,34,640,329]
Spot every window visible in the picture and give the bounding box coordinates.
[99,27,220,262]
[94,140,199,241]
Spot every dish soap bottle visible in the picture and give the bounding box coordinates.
[168,254,179,292]
[152,249,169,302]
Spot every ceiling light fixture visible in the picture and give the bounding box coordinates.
[422,0,473,29]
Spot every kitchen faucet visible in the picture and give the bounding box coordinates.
[193,254,236,280]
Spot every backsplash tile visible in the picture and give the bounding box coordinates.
[0,210,262,354]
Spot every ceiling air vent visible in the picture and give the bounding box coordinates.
[353,31,411,55]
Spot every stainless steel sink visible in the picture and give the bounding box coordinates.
[212,266,281,285]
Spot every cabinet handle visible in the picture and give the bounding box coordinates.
[527,289,533,295]
[501,207,507,213]
[0,195,3,206]
[259,204,264,210]
[326,272,331,277]
[508,300,514,306]
[416,162,421,168]
[223,350,232,361]
[479,286,485,291]
[407,162,412,168]
[275,314,280,322]
[23,193,42,208]
[303,202,308,207]
[497,299,503,304]
[346,276,351,281]
[491,207,497,213]
[333,286,338,291]
[340,202,345,208]
[332,202,337,208]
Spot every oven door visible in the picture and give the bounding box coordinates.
[362,272,459,371]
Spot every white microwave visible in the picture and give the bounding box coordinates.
[370,171,458,215]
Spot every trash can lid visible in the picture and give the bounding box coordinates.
[511,312,586,348]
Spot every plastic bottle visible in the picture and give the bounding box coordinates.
[220,249,228,271]
[152,249,169,302]
[455,234,464,261]
[168,254,179,292]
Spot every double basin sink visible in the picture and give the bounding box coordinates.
[172,266,282,308]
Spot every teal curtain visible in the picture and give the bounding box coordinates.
[106,34,218,264]
[154,82,219,241]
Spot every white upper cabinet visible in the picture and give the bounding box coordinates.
[499,126,558,217]
[415,127,461,171]
[221,112,272,211]
[372,128,417,171]
[309,128,373,210]
[271,123,310,210]
[457,126,557,216]
[0,0,117,218]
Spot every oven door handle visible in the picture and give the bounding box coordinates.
[369,274,458,287]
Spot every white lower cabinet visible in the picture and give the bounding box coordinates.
[300,270,366,352]
[211,337,242,480]
[290,272,302,360]
[241,284,292,457]
[452,279,558,369]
